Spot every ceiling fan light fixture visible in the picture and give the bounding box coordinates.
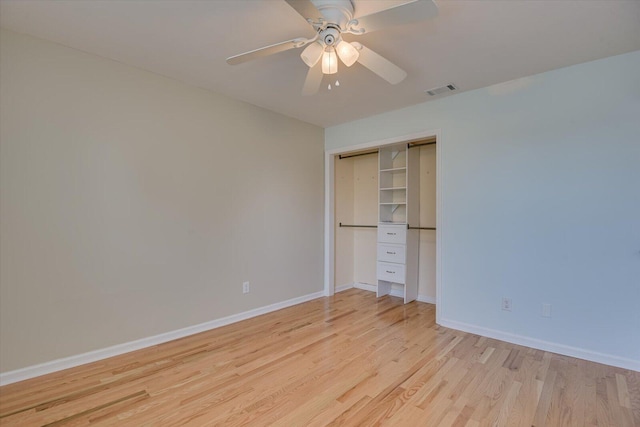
[300,41,324,67]
[227,0,439,95]
[335,40,359,67]
[322,48,338,74]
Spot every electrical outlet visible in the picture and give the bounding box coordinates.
[542,303,552,317]
[502,297,512,311]
[243,281,250,294]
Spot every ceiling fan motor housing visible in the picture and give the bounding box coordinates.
[312,0,354,29]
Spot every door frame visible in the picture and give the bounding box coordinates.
[324,129,443,322]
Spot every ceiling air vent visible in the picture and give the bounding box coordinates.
[425,83,457,96]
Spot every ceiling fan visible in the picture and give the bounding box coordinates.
[226,0,438,95]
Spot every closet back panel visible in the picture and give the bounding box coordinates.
[353,155,378,285]
[334,157,355,287]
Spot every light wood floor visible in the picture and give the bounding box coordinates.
[1,289,638,426]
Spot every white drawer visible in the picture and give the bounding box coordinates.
[377,243,405,264]
[377,262,406,284]
[377,224,406,244]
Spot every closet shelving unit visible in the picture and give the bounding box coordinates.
[378,148,406,224]
[376,143,419,303]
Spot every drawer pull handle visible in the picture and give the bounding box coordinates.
[387,232,396,235]
[386,270,394,274]
[386,251,396,255]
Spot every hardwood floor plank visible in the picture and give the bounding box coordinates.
[42,390,149,427]
[0,289,638,426]
[532,362,558,426]
[626,370,640,426]
[489,379,522,427]
[324,395,372,427]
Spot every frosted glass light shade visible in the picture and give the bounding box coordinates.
[335,41,359,67]
[300,42,324,67]
[322,49,338,74]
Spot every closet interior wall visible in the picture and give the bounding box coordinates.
[418,144,437,300]
[334,156,354,287]
[334,145,436,301]
[335,154,378,288]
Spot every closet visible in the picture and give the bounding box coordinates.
[334,139,437,303]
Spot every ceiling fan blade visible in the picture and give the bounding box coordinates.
[352,43,407,85]
[284,0,324,24]
[302,62,323,96]
[227,38,307,65]
[351,0,438,34]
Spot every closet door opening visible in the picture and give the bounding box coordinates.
[330,133,438,306]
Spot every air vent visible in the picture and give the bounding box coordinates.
[425,83,457,96]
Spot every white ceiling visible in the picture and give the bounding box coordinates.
[1,0,639,128]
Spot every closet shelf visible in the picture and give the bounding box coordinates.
[379,167,406,173]
[380,203,404,213]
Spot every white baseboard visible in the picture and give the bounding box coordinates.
[439,318,640,372]
[417,294,436,304]
[353,282,377,293]
[335,283,354,293]
[0,290,325,386]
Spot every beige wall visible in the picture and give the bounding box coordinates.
[0,29,324,372]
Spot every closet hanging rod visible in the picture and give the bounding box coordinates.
[407,141,436,149]
[338,223,434,230]
[338,150,378,160]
